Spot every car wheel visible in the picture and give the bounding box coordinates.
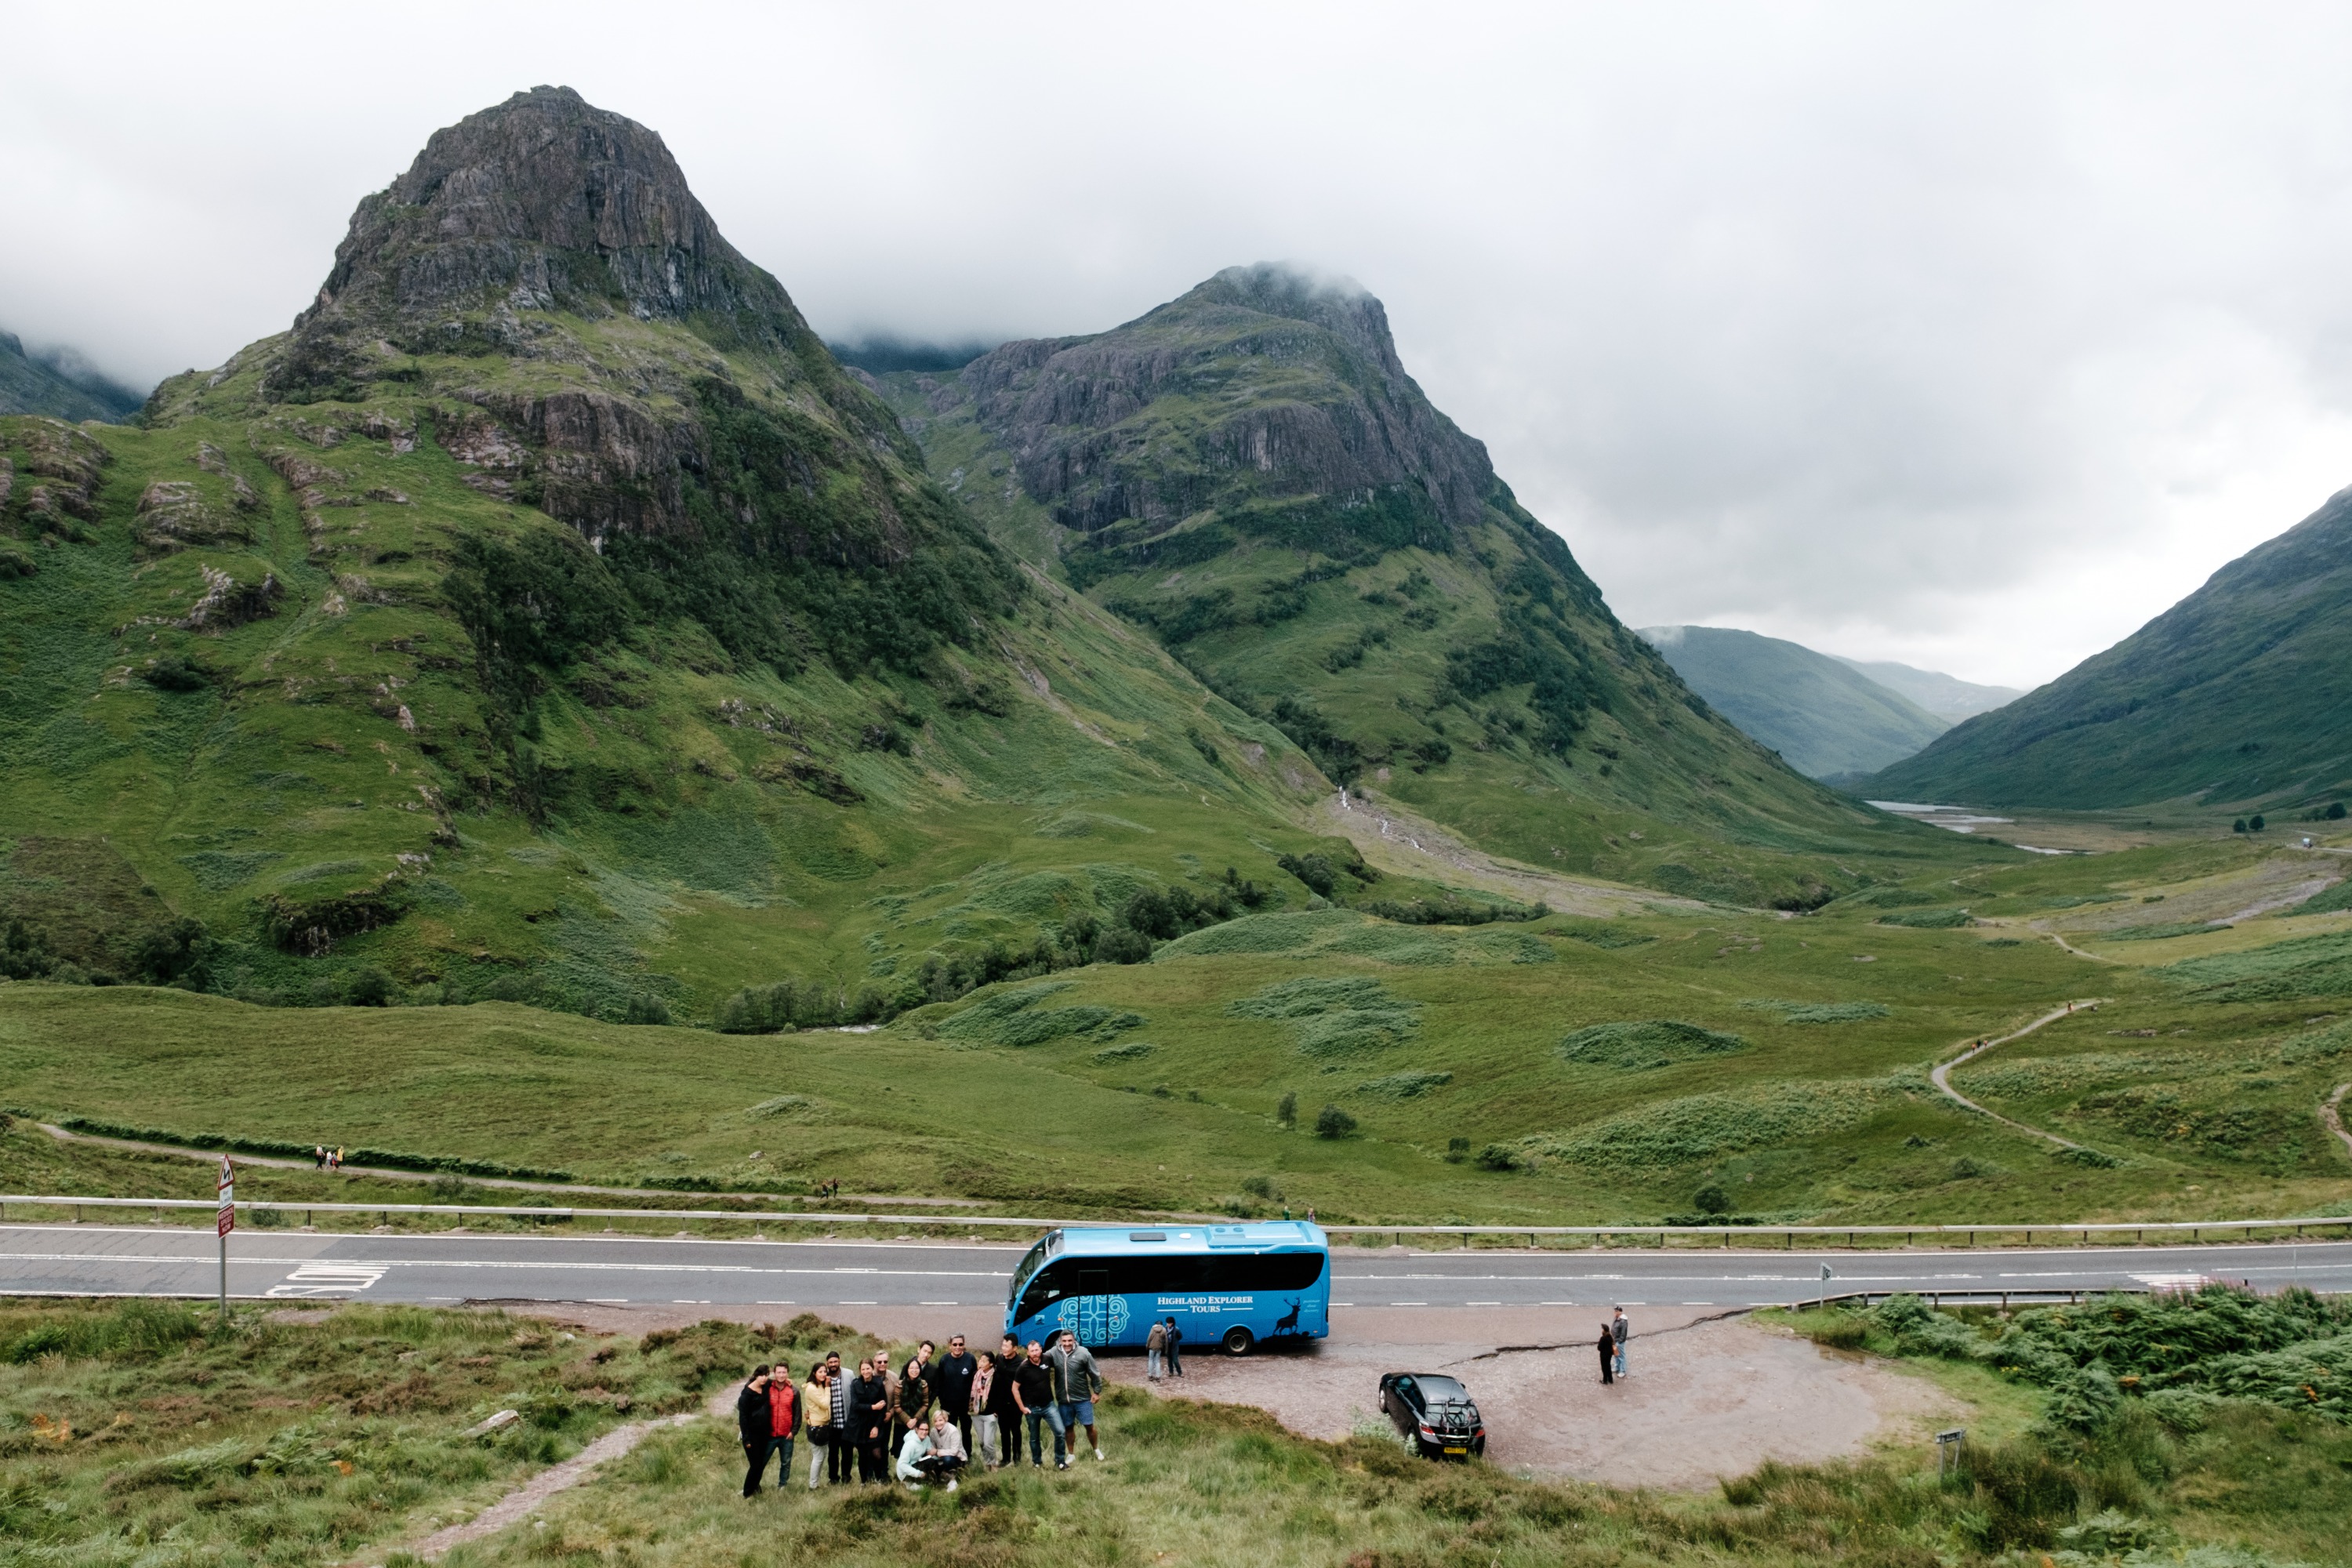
[1221,1326,1254,1356]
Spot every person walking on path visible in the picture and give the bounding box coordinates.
[736,1366,778,1497]
[966,1348,998,1468]
[851,1357,891,1483]
[1011,1339,1057,1468]
[1145,1318,1167,1382]
[1049,1330,1105,1464]
[1163,1317,1185,1378]
[933,1334,978,1455]
[1597,1323,1616,1386]
[988,1334,1024,1468]
[802,1361,833,1490]
[1612,1307,1629,1381]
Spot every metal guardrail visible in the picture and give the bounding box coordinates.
[1791,1287,2152,1312]
[2,1196,2349,1247]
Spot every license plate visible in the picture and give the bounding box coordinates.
[1443,1446,1467,1455]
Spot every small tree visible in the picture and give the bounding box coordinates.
[1276,1091,1298,1126]
[2233,818,2249,833]
[1314,1103,1357,1139]
[2328,801,2348,820]
[1693,1183,1730,1216]
[1475,1144,1518,1171]
[2249,814,2267,832]
[1445,1136,1471,1163]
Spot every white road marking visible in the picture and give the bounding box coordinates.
[267,1262,386,1298]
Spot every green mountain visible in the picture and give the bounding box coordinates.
[0,88,1363,1018]
[1867,485,2352,809]
[1828,655,2020,723]
[873,265,1946,908]
[1635,625,1948,780]
[0,331,147,423]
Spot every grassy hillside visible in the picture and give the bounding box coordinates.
[1869,484,2352,811]
[873,268,1977,910]
[8,830,2350,1223]
[1639,625,1949,779]
[0,89,1426,1025]
[4,1294,2343,1568]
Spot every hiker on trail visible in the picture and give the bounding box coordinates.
[988,1334,1024,1468]
[851,1356,891,1483]
[313,1145,326,1170]
[803,1360,833,1490]
[1011,1339,1057,1468]
[1305,1207,1316,1223]
[1613,1307,1629,1380]
[1051,1329,1105,1464]
[920,1410,967,1489]
[737,1366,780,1497]
[966,1345,998,1467]
[1163,1317,1185,1377]
[1146,1318,1167,1381]
[823,1352,855,1483]
[1597,1323,1616,1385]
[934,1334,978,1454]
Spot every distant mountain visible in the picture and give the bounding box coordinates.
[1637,626,1948,780]
[1867,485,2352,808]
[1829,656,2020,723]
[0,332,147,423]
[873,266,1945,908]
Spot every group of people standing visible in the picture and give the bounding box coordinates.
[737,1327,1116,1498]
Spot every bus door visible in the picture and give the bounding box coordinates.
[1072,1266,1125,1345]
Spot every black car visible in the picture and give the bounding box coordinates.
[1377,1372,1486,1460]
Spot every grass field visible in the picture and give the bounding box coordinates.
[2,1292,2342,1567]
[5,834,2350,1225]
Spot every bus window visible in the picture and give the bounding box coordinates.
[1078,1268,1109,1300]
[1010,1237,1055,1306]
[1017,1261,1070,1323]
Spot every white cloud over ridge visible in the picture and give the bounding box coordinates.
[8,2,2352,688]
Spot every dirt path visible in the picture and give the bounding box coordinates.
[2325,1084,2352,1163]
[386,1385,732,1563]
[1308,790,1690,917]
[2034,926,2129,965]
[1108,1306,1958,1490]
[1928,1000,2107,1150]
[34,1122,985,1207]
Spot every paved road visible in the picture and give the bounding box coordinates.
[5,1225,2348,1313]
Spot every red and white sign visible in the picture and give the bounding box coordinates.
[216,1156,234,1237]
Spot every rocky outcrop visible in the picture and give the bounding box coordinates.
[956,264,1500,543]
[3,418,110,538]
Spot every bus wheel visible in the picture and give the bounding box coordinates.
[1222,1326,1254,1356]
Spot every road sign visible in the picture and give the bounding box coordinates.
[216,1155,234,1236]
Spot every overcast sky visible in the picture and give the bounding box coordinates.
[10,2,2352,688]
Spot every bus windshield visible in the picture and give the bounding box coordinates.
[1008,1232,1061,1306]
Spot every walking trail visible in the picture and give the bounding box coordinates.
[379,1384,735,1564]
[1928,1000,2108,1150]
[2325,1084,2352,1162]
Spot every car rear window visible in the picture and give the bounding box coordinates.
[1418,1376,1468,1399]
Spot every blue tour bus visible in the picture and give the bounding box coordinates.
[1005,1221,1330,1356]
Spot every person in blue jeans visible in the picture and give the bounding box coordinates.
[1612,1307,1629,1379]
[1049,1330,1105,1464]
[1011,1339,1058,1467]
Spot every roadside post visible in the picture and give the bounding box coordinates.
[216,1156,234,1323]
[1936,1428,1966,1480]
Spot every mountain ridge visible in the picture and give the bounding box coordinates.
[1866,485,2352,808]
[1636,625,1949,780]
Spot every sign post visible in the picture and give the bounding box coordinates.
[215,1156,234,1323]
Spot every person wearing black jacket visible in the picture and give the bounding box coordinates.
[933,1334,978,1455]
[735,1366,775,1497]
[849,1358,891,1483]
[987,1333,1024,1468]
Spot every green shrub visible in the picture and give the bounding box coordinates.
[1313,1104,1357,1139]
[1692,1182,1730,1215]
[938,982,1145,1047]
[1558,1018,1748,1069]
[1229,976,1419,1058]
[1875,907,1974,928]
[1275,1091,1298,1125]
[1357,1070,1452,1099]
[1742,999,1890,1025]
[1444,1136,1470,1162]
[1474,1143,1517,1171]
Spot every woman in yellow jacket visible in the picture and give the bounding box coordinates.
[802,1360,833,1490]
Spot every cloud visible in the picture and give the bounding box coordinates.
[9,2,2352,686]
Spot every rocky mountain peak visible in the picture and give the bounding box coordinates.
[274,86,806,395]
[1178,263,1403,378]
